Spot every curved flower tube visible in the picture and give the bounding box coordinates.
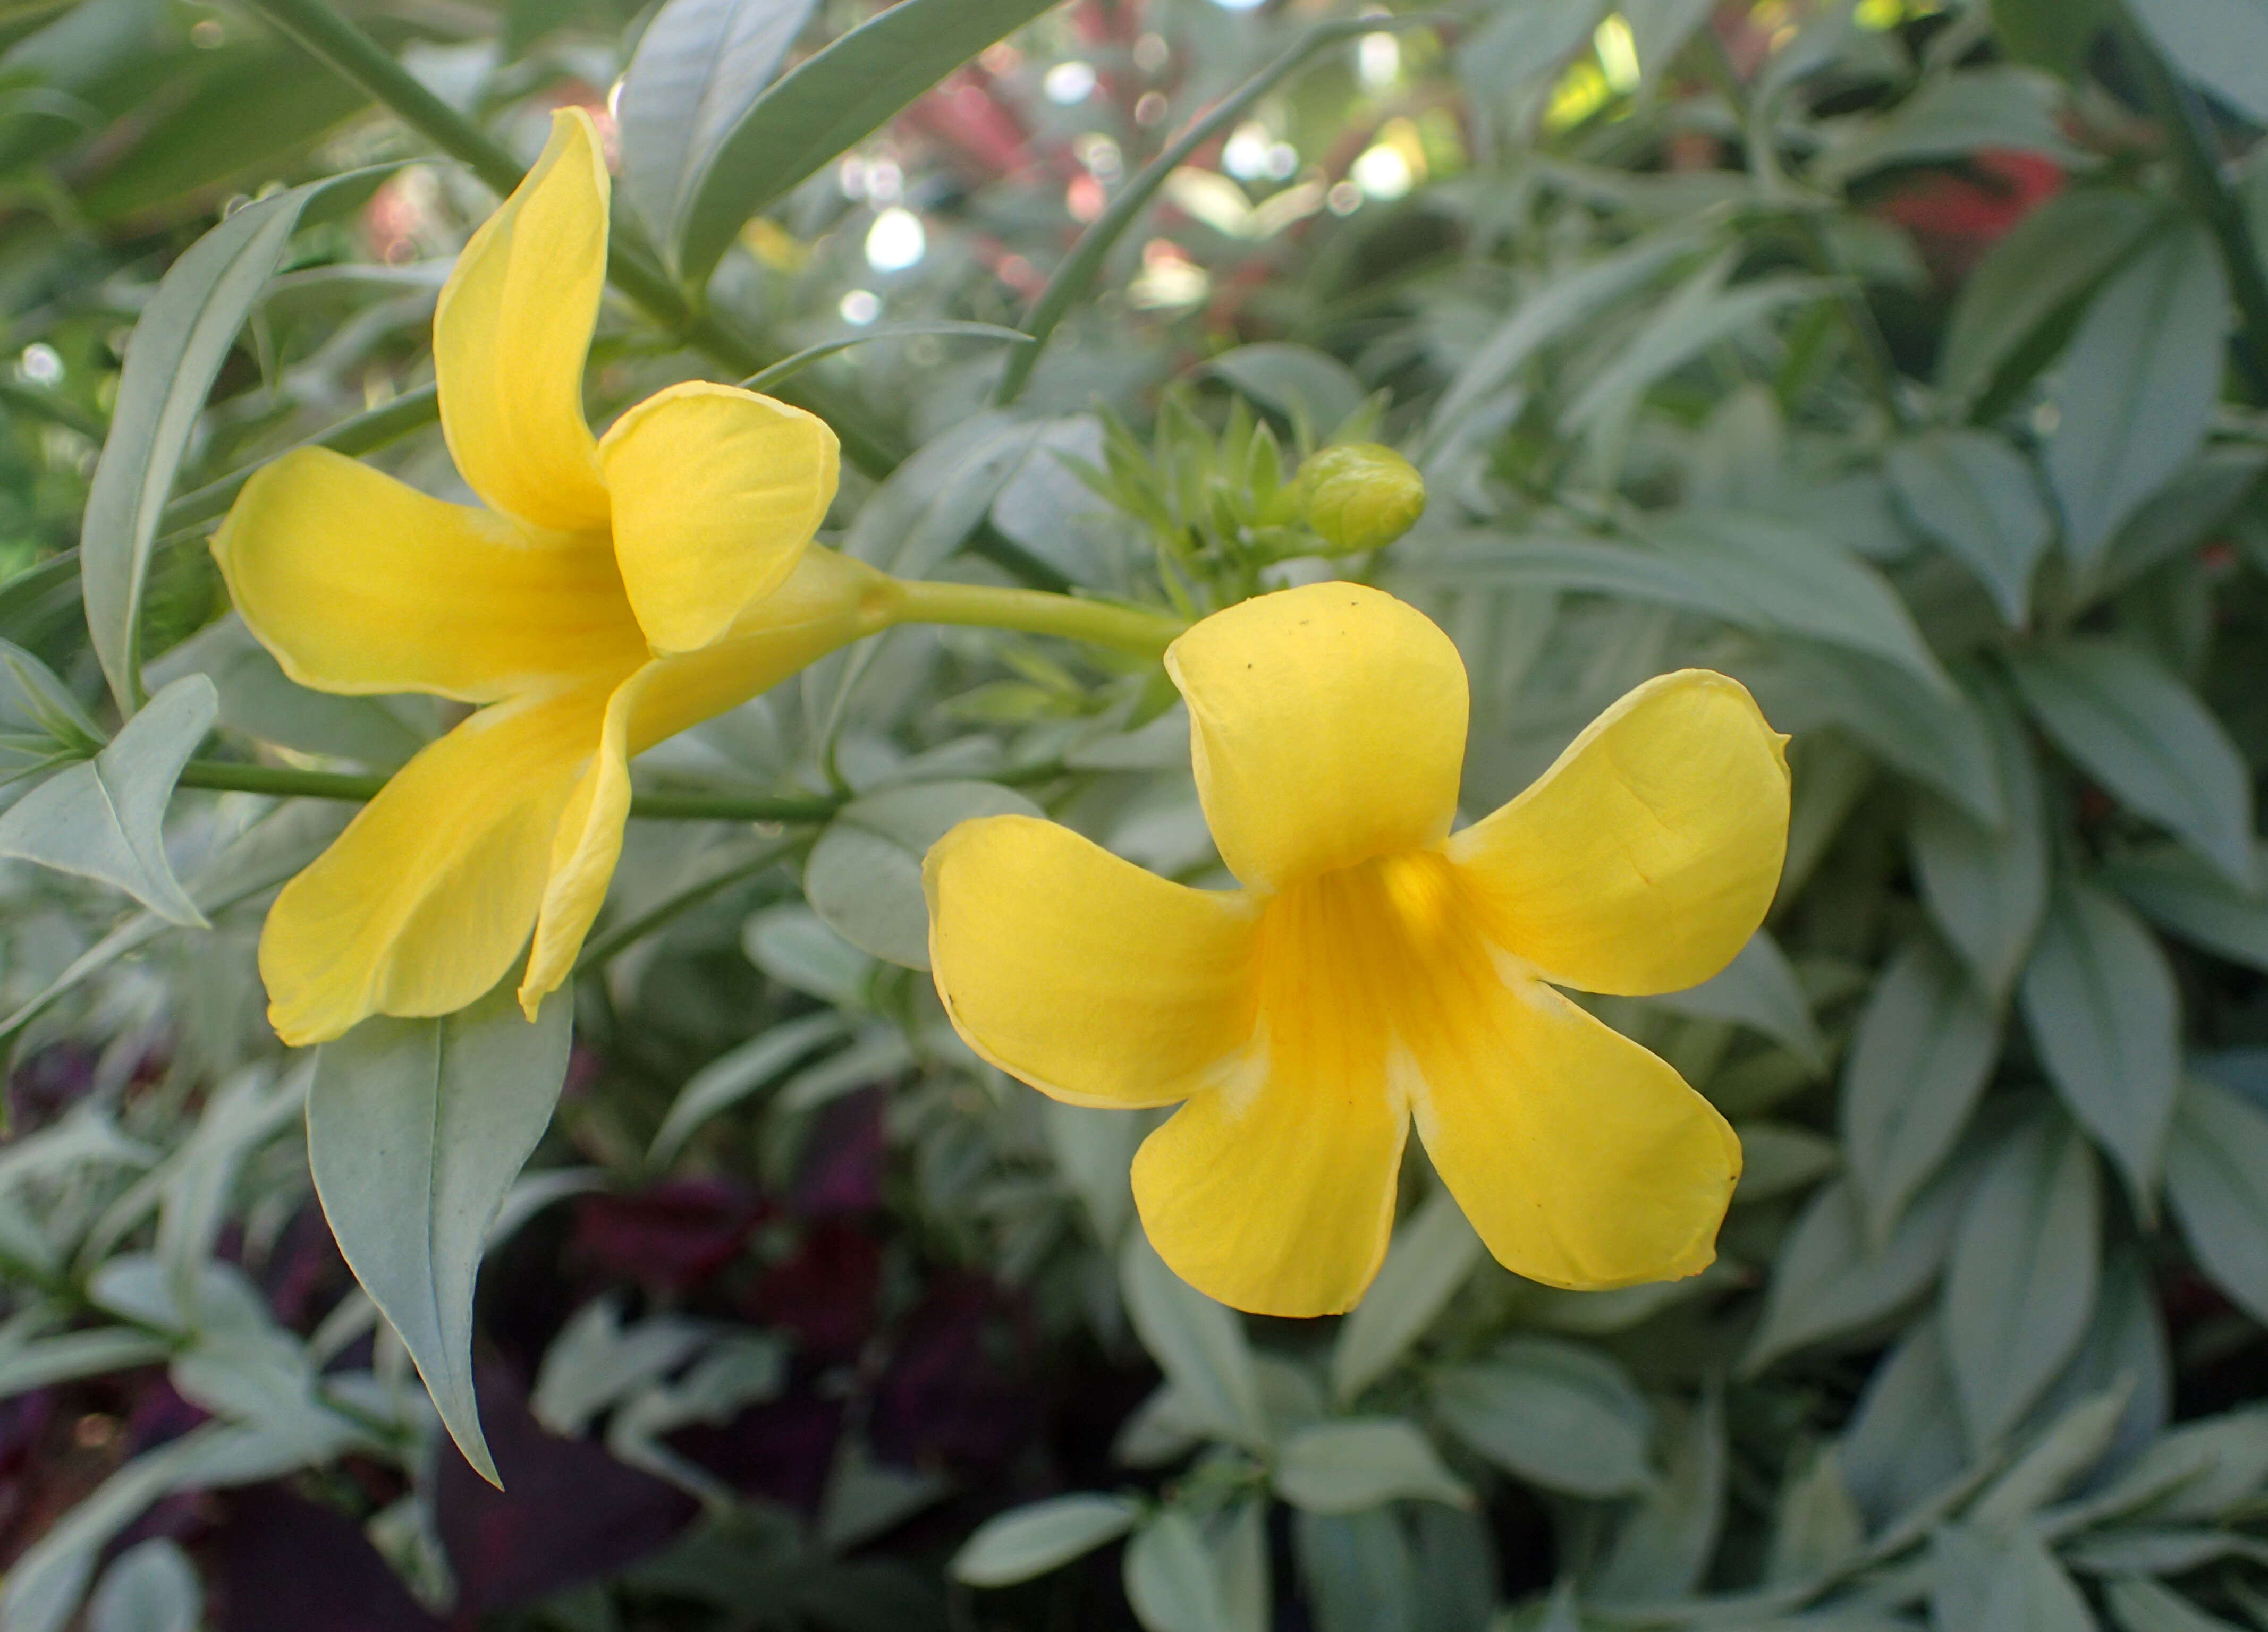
[925,582,1792,1316]
[214,107,879,1046]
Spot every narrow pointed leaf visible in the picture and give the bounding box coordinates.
[2012,640,2255,891]
[675,0,1061,285]
[0,674,216,924]
[2043,222,2228,572]
[2019,881,2179,1213]
[1843,932,2001,1244]
[308,984,574,1484]
[1942,1115,2102,1446]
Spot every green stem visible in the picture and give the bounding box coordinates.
[162,383,441,536]
[177,758,851,822]
[888,577,1187,656]
[0,379,105,441]
[2125,16,2268,403]
[993,13,1447,406]
[235,0,522,193]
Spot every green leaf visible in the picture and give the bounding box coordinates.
[1990,0,2111,76]
[2043,222,2229,572]
[149,614,432,771]
[1433,1337,1654,1498]
[1570,267,1827,437]
[1455,0,1609,106]
[1,799,345,1049]
[1274,1420,1473,1515]
[530,1298,707,1438]
[0,673,215,924]
[88,1538,200,1632]
[2128,0,2268,124]
[79,177,343,713]
[1978,1384,2131,1538]
[2103,844,2268,973]
[1940,189,2156,411]
[1653,513,1954,695]
[1205,344,1364,437]
[1842,933,2001,1245]
[1841,1315,1968,1529]
[742,904,875,1008]
[843,411,1053,575]
[1744,643,2002,827]
[0,637,101,751]
[1977,1529,2096,1632]
[2018,880,2180,1211]
[308,983,574,1485]
[803,779,1042,968]
[1425,230,1700,444]
[1744,1167,1973,1373]
[952,1493,1142,1587]
[1328,1186,1482,1405]
[1816,68,2080,187]
[1886,431,2053,627]
[674,0,1060,285]
[1909,680,2050,1000]
[1764,1442,1864,1584]
[1591,1390,1727,1604]
[2164,1075,2268,1326]
[1119,1231,1267,1450]
[1653,929,1823,1068]
[2011,640,2255,890]
[2107,1577,2250,1632]
[616,0,818,252]
[649,1012,851,1163]
[1733,1121,1841,1202]
[1124,1510,1234,1632]
[0,1330,173,1401]
[1943,1115,2101,1447]
[0,1423,323,1632]
[2088,448,2265,604]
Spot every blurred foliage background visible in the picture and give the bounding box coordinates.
[6,0,2268,1628]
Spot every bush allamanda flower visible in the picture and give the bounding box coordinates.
[214,108,881,1046]
[926,582,1791,1316]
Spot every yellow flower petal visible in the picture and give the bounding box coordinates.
[1132,1049,1407,1318]
[925,815,1262,1108]
[212,448,647,703]
[1409,973,1741,1290]
[259,681,617,1046]
[1165,582,1467,890]
[1129,853,1450,1315]
[598,382,841,654]
[434,107,613,532]
[517,547,905,1010]
[1445,669,1790,995]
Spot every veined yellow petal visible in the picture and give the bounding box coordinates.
[213,448,647,702]
[1445,669,1790,996]
[259,680,618,1046]
[517,547,903,1010]
[925,815,1261,1108]
[1133,1052,1407,1318]
[1409,971,1741,1290]
[1129,858,1425,1315]
[599,382,841,654]
[1165,582,1467,891]
[434,107,612,532]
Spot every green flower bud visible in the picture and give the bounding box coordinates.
[1293,443,1426,555]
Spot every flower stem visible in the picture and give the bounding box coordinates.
[888,579,1187,657]
[177,759,839,822]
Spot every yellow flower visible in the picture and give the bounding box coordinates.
[924,582,1790,1316]
[212,107,879,1047]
